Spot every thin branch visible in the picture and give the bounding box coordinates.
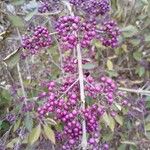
[36,11,62,16]
[17,63,27,105]
[59,78,79,99]
[118,87,150,96]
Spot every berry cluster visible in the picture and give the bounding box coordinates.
[63,56,78,73]
[81,0,110,16]
[83,104,105,133]
[5,113,16,123]
[55,16,96,50]
[22,101,35,112]
[37,74,126,149]
[70,0,110,16]
[22,26,52,55]
[38,0,60,13]
[97,20,121,48]
[85,75,117,105]
[69,0,85,6]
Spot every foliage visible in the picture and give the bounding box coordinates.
[0,0,150,150]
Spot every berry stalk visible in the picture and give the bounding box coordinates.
[63,1,87,149]
[76,43,87,150]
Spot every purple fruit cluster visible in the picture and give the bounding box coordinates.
[81,0,110,16]
[22,101,35,112]
[55,16,96,50]
[70,0,110,16]
[5,113,16,123]
[69,0,85,6]
[22,26,52,55]
[97,20,121,48]
[85,75,117,105]
[38,0,60,13]
[37,74,127,149]
[63,56,78,73]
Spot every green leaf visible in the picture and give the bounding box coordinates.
[118,144,126,150]
[12,0,25,5]
[28,124,41,145]
[8,15,24,27]
[45,118,57,126]
[102,133,113,141]
[107,59,113,70]
[102,112,115,132]
[1,89,11,100]
[102,112,110,126]
[3,48,22,69]
[136,66,145,77]
[141,0,148,4]
[7,138,19,148]
[144,34,150,42]
[114,115,123,126]
[25,113,33,132]
[109,115,115,132]
[13,119,21,132]
[122,25,138,38]
[93,40,105,49]
[43,124,56,144]
[130,39,141,46]
[145,123,150,131]
[0,121,3,130]
[133,51,142,61]
[83,63,96,70]
[25,9,37,21]
[107,70,118,77]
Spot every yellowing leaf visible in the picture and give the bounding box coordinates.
[114,102,122,111]
[102,112,110,126]
[122,44,128,53]
[13,119,21,132]
[7,138,19,148]
[145,123,150,131]
[102,112,115,132]
[8,15,24,27]
[109,115,115,132]
[43,124,56,144]
[28,124,41,145]
[45,118,57,125]
[107,59,113,70]
[114,115,123,126]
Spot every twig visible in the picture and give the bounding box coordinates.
[118,87,150,96]
[36,11,62,16]
[48,53,63,71]
[17,63,27,105]
[59,78,79,99]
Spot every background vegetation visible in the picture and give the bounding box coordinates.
[0,0,150,149]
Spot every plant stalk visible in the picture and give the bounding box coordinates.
[63,1,87,149]
[76,44,87,150]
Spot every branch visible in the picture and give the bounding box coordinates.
[63,1,87,149]
[59,78,79,99]
[17,63,27,105]
[76,44,87,150]
[118,87,150,96]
